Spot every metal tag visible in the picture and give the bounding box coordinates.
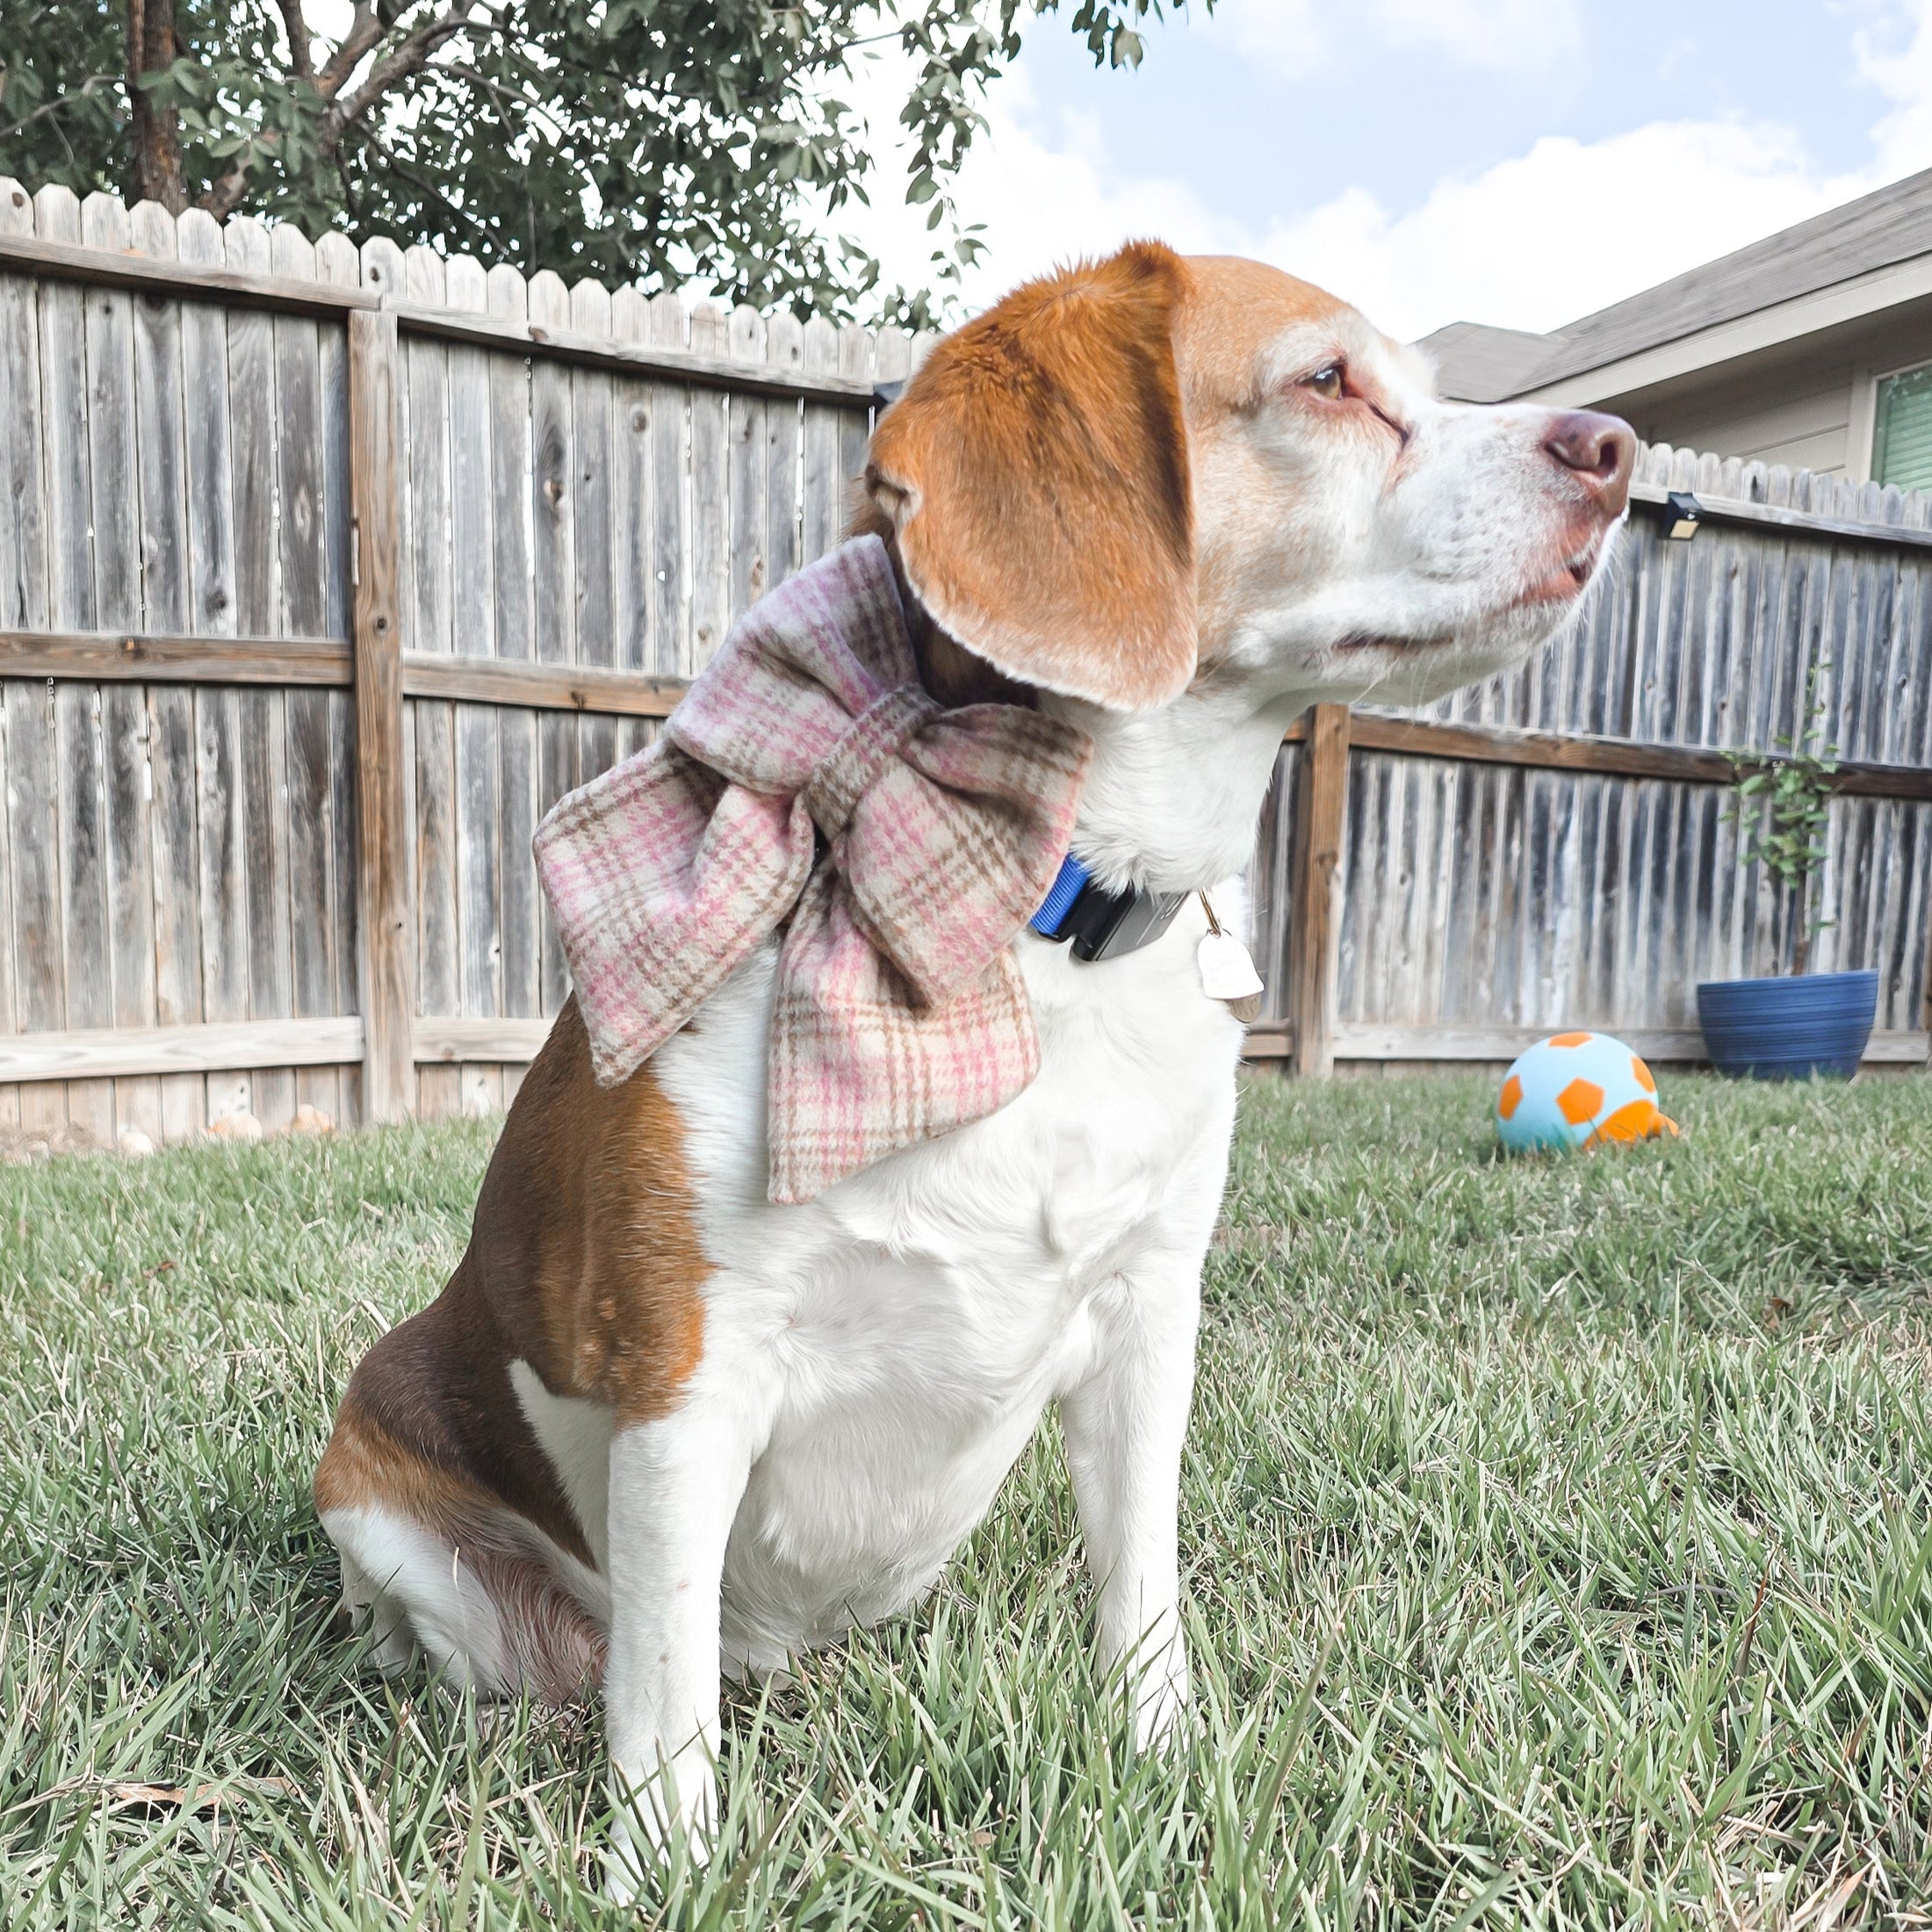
[1198,930,1264,1002]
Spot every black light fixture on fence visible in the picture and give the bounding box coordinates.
[1662,491,1704,540]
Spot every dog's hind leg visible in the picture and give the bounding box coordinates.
[316,1381,607,1705]
[322,1502,511,1690]
[333,1541,420,1676]
[315,1260,612,1705]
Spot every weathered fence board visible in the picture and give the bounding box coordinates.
[170,205,231,1135]
[648,293,691,677]
[3,183,1929,1142]
[350,303,411,1123]
[37,190,112,1143]
[403,244,458,1122]
[2,186,365,1135]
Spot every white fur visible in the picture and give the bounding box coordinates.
[604,884,1244,1866]
[322,1503,510,1690]
[510,1359,616,1582]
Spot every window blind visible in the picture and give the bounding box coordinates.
[1874,362,1932,490]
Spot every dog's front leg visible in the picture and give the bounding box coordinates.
[603,1402,751,1890]
[1058,1262,1201,1749]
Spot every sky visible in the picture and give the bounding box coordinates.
[830,0,1932,342]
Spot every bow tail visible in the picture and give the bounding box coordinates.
[766,867,1043,1204]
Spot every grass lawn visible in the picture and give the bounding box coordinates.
[5,1074,1932,1928]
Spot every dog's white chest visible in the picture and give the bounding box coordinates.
[644,905,1244,1669]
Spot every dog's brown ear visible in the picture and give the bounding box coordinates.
[866,242,1195,711]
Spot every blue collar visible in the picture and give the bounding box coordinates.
[1029,853,1189,964]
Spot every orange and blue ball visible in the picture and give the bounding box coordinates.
[1496,1032,1679,1152]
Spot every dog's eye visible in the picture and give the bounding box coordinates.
[1303,364,1345,401]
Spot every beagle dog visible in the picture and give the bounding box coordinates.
[315,243,1633,1875]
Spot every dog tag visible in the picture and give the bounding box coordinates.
[1198,929,1264,1004]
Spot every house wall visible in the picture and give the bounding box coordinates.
[1631,366,1856,476]
[1598,311,1932,484]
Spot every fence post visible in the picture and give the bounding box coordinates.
[1288,703,1352,1078]
[348,309,413,1123]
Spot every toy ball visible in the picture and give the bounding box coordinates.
[1496,1032,1679,1153]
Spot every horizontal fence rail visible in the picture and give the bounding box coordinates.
[1626,477,1932,554]
[2,177,1929,1147]
[0,225,886,402]
[1321,711,1932,802]
[23,635,1932,789]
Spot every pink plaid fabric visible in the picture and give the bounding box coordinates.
[533,536,1092,1203]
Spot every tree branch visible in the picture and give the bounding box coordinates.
[434,59,550,126]
[277,0,314,83]
[333,4,501,131]
[198,155,255,224]
[314,3,386,100]
[198,4,506,221]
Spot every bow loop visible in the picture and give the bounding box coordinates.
[535,536,1092,1202]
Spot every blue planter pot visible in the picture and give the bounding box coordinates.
[1696,970,1879,1079]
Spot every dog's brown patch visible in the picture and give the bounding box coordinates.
[467,998,709,1426]
[315,1258,595,1562]
[315,997,712,1648]
[1169,255,1352,413]
[314,1359,609,1704]
[867,242,1196,713]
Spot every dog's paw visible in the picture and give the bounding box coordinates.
[1130,1647,1193,1754]
[605,1756,717,1903]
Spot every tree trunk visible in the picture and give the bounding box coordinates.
[1791,874,1812,977]
[126,0,190,213]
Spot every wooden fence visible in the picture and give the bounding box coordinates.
[2,183,1929,1145]
[1248,455,1932,1074]
[0,180,908,1141]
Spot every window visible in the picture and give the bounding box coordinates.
[1873,362,1932,489]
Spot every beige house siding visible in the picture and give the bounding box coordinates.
[1628,367,1856,476]
[1568,308,1932,484]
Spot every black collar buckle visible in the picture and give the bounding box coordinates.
[1031,853,1189,964]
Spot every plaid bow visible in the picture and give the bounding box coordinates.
[533,536,1092,1204]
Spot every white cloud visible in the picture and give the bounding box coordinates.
[1861,0,1932,175]
[831,49,1244,310]
[1261,119,1854,340]
[1370,0,1582,73]
[1200,0,1321,75]
[837,0,1932,342]
[1308,0,1932,338]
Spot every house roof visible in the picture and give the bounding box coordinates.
[1419,163,1932,403]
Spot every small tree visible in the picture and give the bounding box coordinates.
[1727,660,1839,976]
